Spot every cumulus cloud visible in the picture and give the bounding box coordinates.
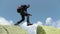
[0,17,13,25]
[37,21,43,26]
[46,17,53,24]
[0,16,60,34]
[45,17,53,26]
[55,20,60,28]
[0,16,43,34]
[20,17,60,34]
[45,17,60,28]
[20,21,43,34]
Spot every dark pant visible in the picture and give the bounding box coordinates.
[16,14,30,25]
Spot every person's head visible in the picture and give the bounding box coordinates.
[17,5,22,9]
[26,4,30,8]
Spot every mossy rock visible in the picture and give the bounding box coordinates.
[37,25,60,34]
[0,25,28,34]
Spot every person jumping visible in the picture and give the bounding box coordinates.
[14,4,33,26]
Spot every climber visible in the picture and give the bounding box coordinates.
[14,4,33,26]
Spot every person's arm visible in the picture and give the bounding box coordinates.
[25,10,32,16]
[24,7,32,16]
[22,5,32,16]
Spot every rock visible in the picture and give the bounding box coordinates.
[37,25,60,34]
[0,25,28,34]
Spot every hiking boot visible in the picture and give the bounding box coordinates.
[27,23,33,26]
[14,23,19,26]
[14,22,20,25]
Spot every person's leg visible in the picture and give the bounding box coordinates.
[27,15,30,23]
[26,15,32,26]
[14,15,25,25]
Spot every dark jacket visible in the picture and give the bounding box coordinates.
[17,5,28,15]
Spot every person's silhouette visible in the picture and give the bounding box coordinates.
[14,4,33,26]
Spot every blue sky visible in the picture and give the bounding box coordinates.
[0,0,60,34]
[0,0,60,24]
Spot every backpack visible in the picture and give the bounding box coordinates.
[17,9,22,13]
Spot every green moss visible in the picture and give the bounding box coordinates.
[0,25,28,34]
[37,26,60,34]
[37,26,46,34]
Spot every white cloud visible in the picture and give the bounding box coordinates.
[45,17,60,28]
[55,20,60,28]
[0,16,43,34]
[20,21,43,34]
[37,21,43,26]
[45,17,53,26]
[46,17,53,24]
[20,17,60,34]
[0,16,60,34]
[0,17,13,25]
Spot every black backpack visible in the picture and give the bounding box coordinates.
[17,8,22,13]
